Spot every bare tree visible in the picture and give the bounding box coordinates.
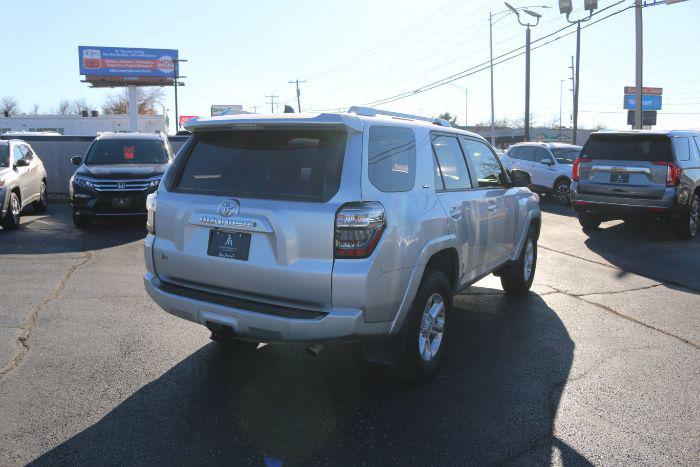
[102,87,165,115]
[437,112,458,126]
[1,96,20,116]
[70,98,90,115]
[55,100,71,115]
[30,103,40,115]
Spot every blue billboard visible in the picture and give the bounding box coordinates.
[623,94,663,111]
[78,46,178,78]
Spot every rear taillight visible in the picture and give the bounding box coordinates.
[572,158,591,182]
[653,161,682,187]
[146,193,157,234]
[334,202,385,258]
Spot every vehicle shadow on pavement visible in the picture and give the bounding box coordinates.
[583,218,700,291]
[30,291,589,465]
[0,206,146,255]
[537,196,577,217]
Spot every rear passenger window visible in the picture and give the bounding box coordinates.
[519,146,536,161]
[673,137,691,161]
[368,126,416,192]
[694,137,700,159]
[461,138,507,188]
[431,135,471,190]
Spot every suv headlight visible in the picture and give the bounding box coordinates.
[73,176,94,188]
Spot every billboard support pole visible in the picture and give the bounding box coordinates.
[128,85,138,132]
[634,0,643,129]
[174,60,179,132]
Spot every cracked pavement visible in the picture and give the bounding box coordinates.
[0,202,698,465]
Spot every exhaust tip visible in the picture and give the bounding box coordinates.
[305,343,323,356]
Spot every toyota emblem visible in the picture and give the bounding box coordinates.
[218,199,240,217]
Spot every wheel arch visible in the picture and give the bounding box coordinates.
[424,248,459,292]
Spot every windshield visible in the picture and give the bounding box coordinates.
[0,145,8,167]
[551,148,580,164]
[176,129,346,202]
[84,139,169,165]
[581,134,672,162]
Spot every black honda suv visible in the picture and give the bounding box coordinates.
[69,133,173,227]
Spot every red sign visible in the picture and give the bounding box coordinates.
[179,115,198,127]
[123,145,135,160]
[624,86,662,95]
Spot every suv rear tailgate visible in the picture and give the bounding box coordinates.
[577,134,672,199]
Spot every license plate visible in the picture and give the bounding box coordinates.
[111,197,132,208]
[207,229,251,261]
[609,172,629,184]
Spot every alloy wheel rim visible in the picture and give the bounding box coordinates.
[418,293,445,362]
[10,195,20,217]
[690,195,699,236]
[523,239,534,281]
[557,183,570,204]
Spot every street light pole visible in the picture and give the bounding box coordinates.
[504,2,542,143]
[489,12,495,145]
[559,1,597,144]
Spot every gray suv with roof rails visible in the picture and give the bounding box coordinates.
[571,130,700,239]
[143,107,541,381]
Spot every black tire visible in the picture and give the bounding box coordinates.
[32,181,48,213]
[72,209,91,228]
[671,192,699,240]
[2,191,21,231]
[577,211,602,231]
[392,269,453,383]
[554,178,571,206]
[500,226,537,295]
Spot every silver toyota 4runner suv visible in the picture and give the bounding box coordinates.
[143,107,541,380]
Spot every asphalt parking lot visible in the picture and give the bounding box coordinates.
[0,200,698,465]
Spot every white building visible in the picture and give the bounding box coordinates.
[0,114,168,136]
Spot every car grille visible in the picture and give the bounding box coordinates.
[92,179,152,192]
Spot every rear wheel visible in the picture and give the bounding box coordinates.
[32,181,48,213]
[392,269,452,382]
[500,226,537,295]
[2,192,21,231]
[554,179,571,206]
[577,211,602,231]
[671,192,699,239]
[72,209,91,228]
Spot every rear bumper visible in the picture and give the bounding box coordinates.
[144,272,391,342]
[570,183,678,214]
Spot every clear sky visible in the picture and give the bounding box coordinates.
[1,0,698,133]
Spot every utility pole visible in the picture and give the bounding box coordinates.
[570,56,575,142]
[173,59,187,133]
[489,12,495,145]
[266,95,278,114]
[288,79,306,113]
[634,0,643,129]
[559,79,564,141]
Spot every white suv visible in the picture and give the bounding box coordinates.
[501,142,581,205]
[143,108,541,381]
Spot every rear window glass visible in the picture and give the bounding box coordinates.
[176,129,346,202]
[581,134,672,162]
[85,139,169,164]
[431,135,471,190]
[368,126,416,192]
[0,145,8,167]
[672,137,690,161]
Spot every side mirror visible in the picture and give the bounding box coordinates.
[15,158,30,167]
[509,169,531,187]
[70,156,83,166]
[540,158,554,165]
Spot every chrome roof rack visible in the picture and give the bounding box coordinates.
[348,106,451,127]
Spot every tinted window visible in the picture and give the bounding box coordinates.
[581,134,672,162]
[368,126,416,192]
[507,147,522,159]
[534,148,553,164]
[672,137,690,161]
[461,138,506,188]
[176,129,346,202]
[551,148,580,164]
[431,135,471,190]
[518,146,536,161]
[0,145,8,167]
[12,145,23,163]
[84,139,169,165]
